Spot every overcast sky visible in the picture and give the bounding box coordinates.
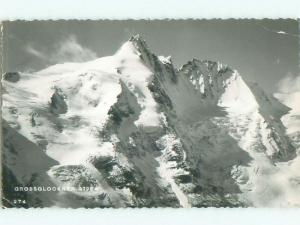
[2,19,299,93]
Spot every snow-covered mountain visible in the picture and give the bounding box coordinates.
[2,35,299,207]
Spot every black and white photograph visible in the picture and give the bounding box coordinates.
[1,19,300,208]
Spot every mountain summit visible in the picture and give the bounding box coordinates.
[2,36,298,208]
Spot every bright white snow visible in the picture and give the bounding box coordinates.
[2,40,162,166]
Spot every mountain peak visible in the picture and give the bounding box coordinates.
[114,35,153,61]
[129,34,146,46]
[127,34,149,53]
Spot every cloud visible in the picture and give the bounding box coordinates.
[24,35,97,64]
[24,45,47,60]
[277,73,300,94]
[51,35,97,63]
[274,73,300,134]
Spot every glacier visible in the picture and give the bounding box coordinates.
[2,35,299,208]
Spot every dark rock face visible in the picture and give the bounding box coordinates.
[180,59,233,103]
[94,81,180,207]
[50,89,68,114]
[2,165,30,208]
[3,72,20,82]
[50,165,99,188]
[2,121,59,208]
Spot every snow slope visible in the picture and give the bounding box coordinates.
[2,35,298,207]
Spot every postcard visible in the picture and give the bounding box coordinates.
[1,19,299,208]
